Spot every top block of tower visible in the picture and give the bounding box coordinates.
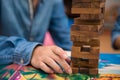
[72,0,106,14]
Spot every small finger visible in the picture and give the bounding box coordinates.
[39,62,54,73]
[43,57,63,73]
[52,46,68,59]
[51,55,72,74]
[59,59,72,74]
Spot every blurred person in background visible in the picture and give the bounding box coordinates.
[112,9,120,50]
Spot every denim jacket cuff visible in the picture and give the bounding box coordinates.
[13,42,42,65]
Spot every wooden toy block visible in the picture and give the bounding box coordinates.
[72,2,91,8]
[91,2,105,8]
[71,58,79,67]
[72,46,100,53]
[71,24,103,32]
[71,62,98,68]
[71,51,99,59]
[74,18,104,25]
[71,35,100,43]
[72,67,79,73]
[71,31,100,42]
[71,8,102,14]
[71,46,99,59]
[71,46,81,54]
[79,14,104,20]
[71,35,90,42]
[72,0,92,3]
[72,2,105,8]
[93,0,106,1]
[73,41,99,47]
[72,52,99,59]
[89,38,100,47]
[72,0,106,3]
[72,38,100,47]
[81,45,99,52]
[71,58,99,68]
[80,68,98,75]
[72,67,98,75]
[71,31,99,37]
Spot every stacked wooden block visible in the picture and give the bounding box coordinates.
[71,0,106,75]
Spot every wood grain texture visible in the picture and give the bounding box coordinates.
[71,58,99,68]
[74,18,104,25]
[72,2,105,8]
[72,67,98,75]
[71,8,102,14]
[71,24,103,32]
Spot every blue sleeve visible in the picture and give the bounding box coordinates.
[0,36,41,65]
[49,0,72,51]
[112,15,120,48]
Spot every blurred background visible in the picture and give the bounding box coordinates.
[64,0,120,53]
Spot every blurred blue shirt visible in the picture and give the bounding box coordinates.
[0,0,72,65]
[112,15,120,49]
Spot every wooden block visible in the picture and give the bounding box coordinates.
[71,58,80,67]
[71,35,90,42]
[71,46,81,54]
[71,24,103,32]
[93,0,106,2]
[71,48,99,59]
[72,46,100,53]
[79,68,98,75]
[72,2,91,8]
[72,67,98,75]
[71,46,100,59]
[91,2,105,8]
[71,31,99,37]
[71,58,99,68]
[72,2,105,8]
[72,0,91,3]
[79,14,104,20]
[73,38,100,47]
[72,67,79,73]
[71,31,100,42]
[71,8,102,14]
[74,20,104,25]
[89,38,100,47]
[72,52,99,59]
[75,52,99,59]
[74,18,104,25]
[83,59,99,66]
[78,61,98,68]
[72,0,106,3]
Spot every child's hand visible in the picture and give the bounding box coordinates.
[31,46,72,74]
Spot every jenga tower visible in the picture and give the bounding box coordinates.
[71,0,106,75]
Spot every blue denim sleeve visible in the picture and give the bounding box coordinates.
[49,0,72,51]
[112,16,120,48]
[0,36,41,65]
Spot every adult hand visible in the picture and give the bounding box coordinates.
[31,46,72,74]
